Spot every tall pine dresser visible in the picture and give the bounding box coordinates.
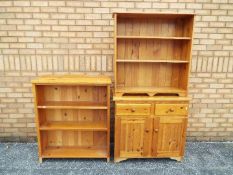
[113,12,194,162]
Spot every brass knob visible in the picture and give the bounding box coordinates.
[169,108,174,112]
[131,108,136,112]
[166,108,174,113]
[154,129,159,132]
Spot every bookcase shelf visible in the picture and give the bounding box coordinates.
[42,146,107,158]
[37,101,107,110]
[32,75,111,163]
[40,121,107,131]
[116,59,189,63]
[117,36,191,40]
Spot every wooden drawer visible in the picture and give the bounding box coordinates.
[155,104,188,116]
[116,104,151,116]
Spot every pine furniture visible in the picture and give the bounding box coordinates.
[113,12,194,162]
[32,75,111,163]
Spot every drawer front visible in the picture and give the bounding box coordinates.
[116,104,151,116]
[155,104,188,116]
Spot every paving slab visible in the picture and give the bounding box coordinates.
[0,142,232,175]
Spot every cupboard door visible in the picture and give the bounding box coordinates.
[152,117,187,157]
[115,117,153,158]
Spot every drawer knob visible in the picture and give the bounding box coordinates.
[154,129,159,132]
[169,108,174,112]
[131,108,136,112]
[166,108,174,113]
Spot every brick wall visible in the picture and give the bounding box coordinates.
[0,0,232,142]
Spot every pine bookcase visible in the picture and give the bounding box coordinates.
[32,75,111,163]
[113,12,194,162]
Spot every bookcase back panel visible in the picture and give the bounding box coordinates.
[117,17,192,37]
[117,39,190,61]
[41,131,107,148]
[37,86,107,103]
[117,63,188,89]
[39,109,106,124]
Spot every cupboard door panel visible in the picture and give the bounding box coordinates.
[116,117,153,158]
[152,117,187,157]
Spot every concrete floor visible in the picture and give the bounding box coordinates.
[0,142,232,175]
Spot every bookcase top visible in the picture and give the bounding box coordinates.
[32,75,112,85]
[113,12,195,18]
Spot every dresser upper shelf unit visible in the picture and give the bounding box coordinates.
[114,12,194,96]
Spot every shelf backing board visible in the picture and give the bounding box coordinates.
[41,130,107,151]
[39,109,106,128]
[117,15,193,38]
[36,85,107,106]
[117,39,191,61]
[113,12,194,97]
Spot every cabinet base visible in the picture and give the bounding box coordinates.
[38,157,111,163]
[114,158,128,163]
[107,157,110,162]
[39,157,43,163]
[114,157,183,163]
[170,157,183,161]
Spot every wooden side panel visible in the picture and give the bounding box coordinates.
[153,117,187,157]
[106,85,111,159]
[114,13,118,88]
[32,84,42,158]
[116,117,153,158]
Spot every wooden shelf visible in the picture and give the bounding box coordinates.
[115,87,186,97]
[113,96,190,102]
[117,36,191,40]
[40,121,107,131]
[116,59,189,63]
[37,101,107,109]
[42,146,107,158]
